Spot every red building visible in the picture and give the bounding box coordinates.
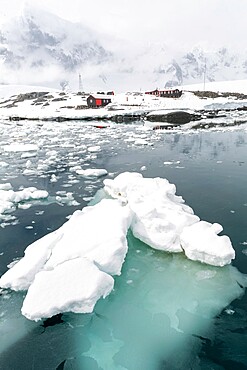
[87,94,112,108]
[145,89,182,98]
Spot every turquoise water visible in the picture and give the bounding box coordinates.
[0,122,247,369]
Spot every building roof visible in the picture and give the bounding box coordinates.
[87,94,112,100]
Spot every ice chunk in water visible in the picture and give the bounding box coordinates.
[104,172,199,252]
[21,257,114,321]
[0,172,237,323]
[0,199,132,320]
[180,221,235,266]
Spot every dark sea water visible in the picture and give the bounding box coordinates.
[0,120,247,369]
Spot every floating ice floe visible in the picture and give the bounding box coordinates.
[0,172,236,321]
[3,144,39,152]
[103,173,235,265]
[180,221,234,266]
[50,174,58,183]
[0,198,132,320]
[55,192,80,206]
[133,138,150,145]
[0,184,48,217]
[87,145,101,153]
[76,168,108,177]
[103,172,199,253]
[21,257,114,321]
[0,161,9,167]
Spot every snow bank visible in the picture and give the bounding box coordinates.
[1,81,247,123]
[0,172,235,321]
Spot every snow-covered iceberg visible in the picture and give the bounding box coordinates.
[21,257,114,321]
[0,172,235,321]
[0,198,132,320]
[103,172,200,253]
[103,172,235,266]
[3,144,39,152]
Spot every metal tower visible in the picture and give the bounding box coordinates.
[78,73,83,91]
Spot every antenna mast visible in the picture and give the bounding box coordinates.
[78,73,83,91]
[203,61,206,91]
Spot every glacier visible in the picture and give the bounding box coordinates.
[0,172,236,321]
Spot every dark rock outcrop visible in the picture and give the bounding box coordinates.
[146,111,202,125]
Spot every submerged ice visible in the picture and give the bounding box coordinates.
[74,240,246,370]
[0,172,236,321]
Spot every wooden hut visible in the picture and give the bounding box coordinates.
[87,94,112,108]
[145,89,182,98]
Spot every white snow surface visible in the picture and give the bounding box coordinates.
[103,172,199,253]
[0,172,236,321]
[21,257,114,321]
[0,198,132,320]
[103,173,235,263]
[180,221,234,267]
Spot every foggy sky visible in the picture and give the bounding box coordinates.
[0,0,246,52]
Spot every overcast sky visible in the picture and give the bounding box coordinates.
[0,0,246,52]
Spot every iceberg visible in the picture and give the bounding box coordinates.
[0,172,236,321]
[103,172,235,266]
[0,198,132,320]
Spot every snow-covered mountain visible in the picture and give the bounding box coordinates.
[155,46,247,88]
[0,3,112,88]
[1,3,247,91]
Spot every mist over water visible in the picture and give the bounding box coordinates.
[0,120,247,369]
